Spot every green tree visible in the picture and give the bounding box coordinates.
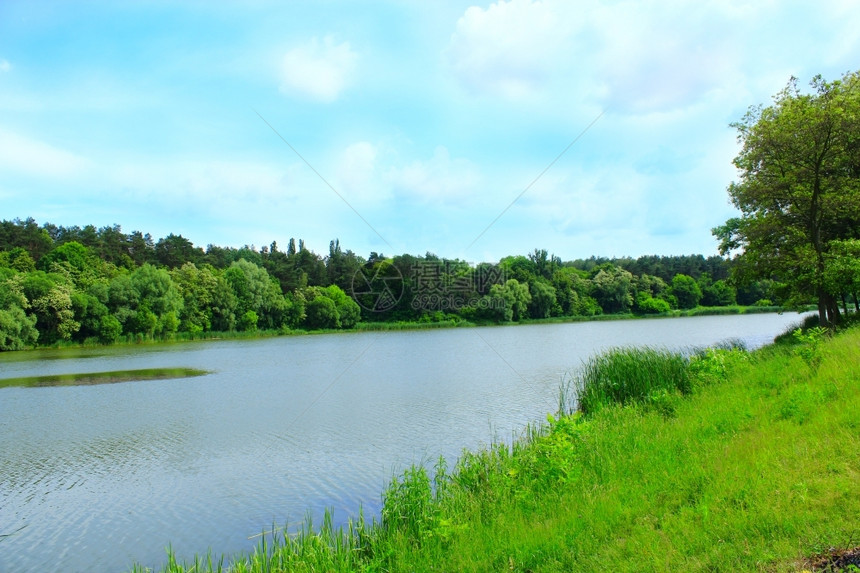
[0,272,38,350]
[823,239,860,313]
[487,279,531,322]
[0,305,38,350]
[635,294,671,314]
[528,279,558,319]
[0,247,36,272]
[671,274,702,309]
[0,218,53,262]
[225,259,284,329]
[323,285,361,328]
[155,233,203,269]
[591,265,634,314]
[107,273,140,332]
[19,271,80,342]
[38,241,92,274]
[715,71,860,325]
[702,279,737,307]
[70,283,111,342]
[305,296,339,329]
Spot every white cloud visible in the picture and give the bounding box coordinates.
[446,0,570,99]
[0,129,92,178]
[387,146,482,203]
[444,0,780,113]
[280,35,357,102]
[0,59,10,73]
[587,2,744,113]
[335,141,391,202]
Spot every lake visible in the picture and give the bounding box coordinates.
[0,312,808,572]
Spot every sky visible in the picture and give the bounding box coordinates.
[1,0,859,264]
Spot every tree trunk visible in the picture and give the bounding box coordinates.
[826,293,842,324]
[818,293,828,326]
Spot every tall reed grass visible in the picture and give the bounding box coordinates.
[575,347,690,416]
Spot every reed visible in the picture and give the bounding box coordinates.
[575,347,691,416]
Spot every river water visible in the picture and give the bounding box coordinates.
[0,313,807,572]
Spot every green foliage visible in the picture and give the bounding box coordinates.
[20,271,80,342]
[0,247,36,272]
[38,241,92,274]
[381,465,436,543]
[670,273,703,309]
[688,346,749,387]
[702,279,737,306]
[97,314,123,344]
[716,71,860,325]
[0,305,38,350]
[323,285,361,329]
[488,278,531,322]
[527,278,559,318]
[237,310,258,332]
[576,347,691,416]
[792,326,829,370]
[304,296,339,329]
[634,293,671,314]
[824,239,860,310]
[591,265,634,313]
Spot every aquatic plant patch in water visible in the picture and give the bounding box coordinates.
[0,368,210,388]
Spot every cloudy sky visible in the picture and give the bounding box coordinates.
[1,1,858,263]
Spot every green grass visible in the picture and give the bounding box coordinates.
[575,346,691,416]
[134,326,860,573]
[353,319,472,331]
[0,367,209,388]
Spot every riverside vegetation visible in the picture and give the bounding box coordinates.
[134,318,860,572]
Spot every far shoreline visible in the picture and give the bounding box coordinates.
[0,305,810,357]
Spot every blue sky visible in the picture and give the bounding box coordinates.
[1,1,858,263]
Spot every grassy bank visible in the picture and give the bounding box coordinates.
[136,323,859,572]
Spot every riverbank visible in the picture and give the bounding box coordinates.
[135,322,859,572]
[12,304,801,354]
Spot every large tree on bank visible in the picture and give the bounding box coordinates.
[715,71,860,325]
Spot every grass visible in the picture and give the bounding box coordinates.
[0,367,209,388]
[574,346,691,416]
[134,324,860,572]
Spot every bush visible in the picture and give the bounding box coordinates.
[304,296,339,329]
[238,310,258,332]
[636,295,671,314]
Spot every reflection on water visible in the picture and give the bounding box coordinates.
[0,313,807,572]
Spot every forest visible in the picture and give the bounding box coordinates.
[0,217,780,351]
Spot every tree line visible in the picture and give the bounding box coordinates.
[1,217,783,351]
